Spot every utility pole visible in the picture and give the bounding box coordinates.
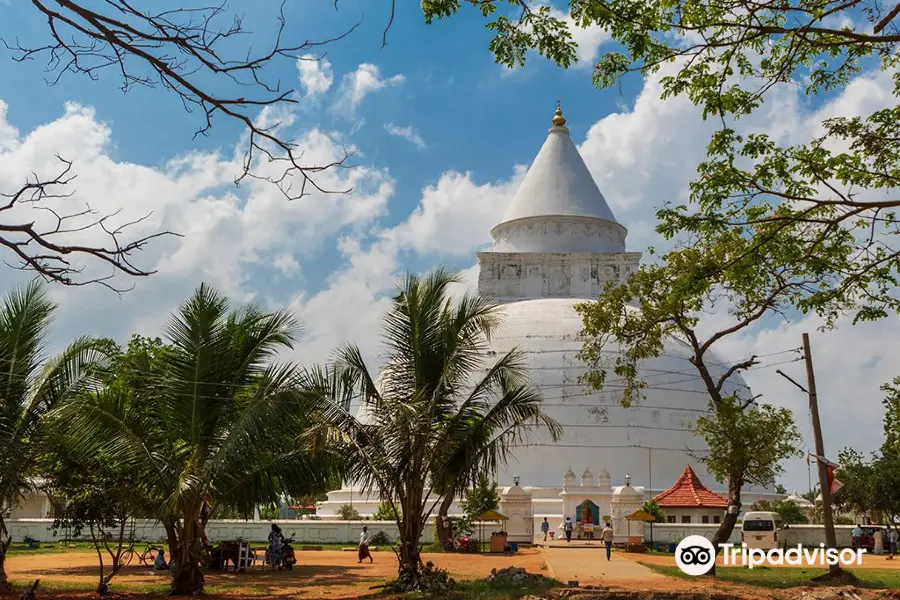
[777,333,839,575]
[803,333,840,575]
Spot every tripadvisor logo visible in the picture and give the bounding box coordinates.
[674,535,865,575]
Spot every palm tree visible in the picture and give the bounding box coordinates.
[60,284,339,595]
[311,269,560,588]
[0,281,108,590]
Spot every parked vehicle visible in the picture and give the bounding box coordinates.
[282,533,297,570]
[741,511,783,550]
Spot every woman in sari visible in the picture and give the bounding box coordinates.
[266,524,285,568]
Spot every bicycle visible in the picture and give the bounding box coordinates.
[119,539,164,567]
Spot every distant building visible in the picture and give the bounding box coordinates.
[652,465,728,525]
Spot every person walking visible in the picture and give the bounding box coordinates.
[888,527,898,559]
[564,517,573,543]
[600,522,614,561]
[541,517,550,541]
[358,526,374,564]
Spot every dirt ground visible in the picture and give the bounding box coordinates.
[5,548,900,600]
[3,548,547,599]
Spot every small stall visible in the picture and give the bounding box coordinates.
[624,509,656,552]
[476,509,508,553]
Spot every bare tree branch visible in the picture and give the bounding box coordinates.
[0,156,178,293]
[6,1,362,201]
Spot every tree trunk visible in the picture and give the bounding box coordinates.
[395,499,424,589]
[163,517,179,560]
[436,495,455,550]
[0,515,11,592]
[708,477,742,577]
[89,522,108,594]
[171,511,204,596]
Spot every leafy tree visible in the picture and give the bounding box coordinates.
[880,377,900,455]
[338,505,361,521]
[374,502,401,522]
[834,449,875,520]
[460,474,500,522]
[0,281,108,590]
[40,444,141,594]
[575,213,820,567]
[694,398,803,536]
[419,1,900,325]
[1,3,358,286]
[835,382,900,535]
[259,505,280,521]
[59,284,339,595]
[749,499,809,525]
[774,484,787,495]
[310,269,559,589]
[641,500,667,524]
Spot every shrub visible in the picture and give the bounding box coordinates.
[387,560,454,593]
[338,504,361,520]
[373,502,400,521]
[370,530,391,546]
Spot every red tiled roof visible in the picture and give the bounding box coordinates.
[652,465,728,509]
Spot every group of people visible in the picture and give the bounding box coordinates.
[851,524,899,557]
[540,517,616,560]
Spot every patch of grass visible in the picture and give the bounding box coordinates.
[641,562,900,590]
[9,578,170,595]
[6,541,99,555]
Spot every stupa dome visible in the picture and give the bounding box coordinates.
[478,104,755,495]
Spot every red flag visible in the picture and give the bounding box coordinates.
[810,454,844,495]
[826,463,843,494]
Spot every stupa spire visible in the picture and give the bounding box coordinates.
[488,102,626,253]
[552,100,567,127]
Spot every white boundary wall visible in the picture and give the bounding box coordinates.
[6,519,434,545]
[642,524,859,548]
[7,519,858,548]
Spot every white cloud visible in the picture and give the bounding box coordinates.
[384,123,427,150]
[0,99,393,345]
[297,55,334,98]
[334,64,405,116]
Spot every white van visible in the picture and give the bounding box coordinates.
[741,511,783,550]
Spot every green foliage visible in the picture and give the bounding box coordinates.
[641,500,666,523]
[308,269,559,586]
[0,281,110,586]
[420,1,900,326]
[749,499,809,525]
[880,377,900,456]
[56,284,340,595]
[774,484,787,495]
[373,502,400,522]
[258,505,280,521]
[460,474,500,521]
[834,515,854,525]
[370,530,391,546]
[338,505,361,521]
[386,560,455,595]
[695,398,803,492]
[835,434,900,528]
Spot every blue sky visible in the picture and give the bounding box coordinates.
[0,1,897,491]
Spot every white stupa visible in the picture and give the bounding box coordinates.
[316,104,777,526]
[477,103,754,494]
